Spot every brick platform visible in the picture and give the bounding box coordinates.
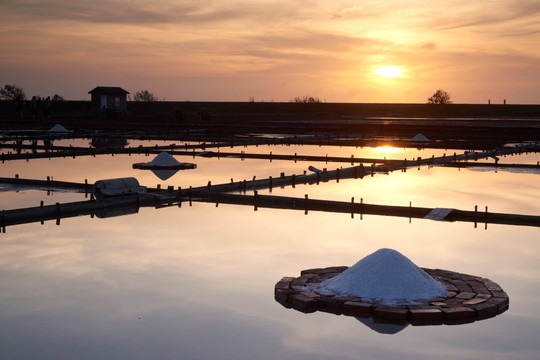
[274,266,508,325]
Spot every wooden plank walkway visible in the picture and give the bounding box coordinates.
[1,140,537,167]
[1,144,538,197]
[442,162,540,169]
[2,190,538,231]
[0,176,94,191]
[1,144,539,231]
[0,195,152,231]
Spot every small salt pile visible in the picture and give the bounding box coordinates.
[148,152,182,167]
[320,248,446,303]
[49,124,69,133]
[410,133,430,142]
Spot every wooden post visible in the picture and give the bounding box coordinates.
[55,202,61,225]
[177,187,182,207]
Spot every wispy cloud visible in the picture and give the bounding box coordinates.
[0,0,312,26]
[1,0,207,24]
[434,1,540,33]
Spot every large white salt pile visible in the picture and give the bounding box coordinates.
[320,248,446,302]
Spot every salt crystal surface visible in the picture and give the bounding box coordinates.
[319,248,446,303]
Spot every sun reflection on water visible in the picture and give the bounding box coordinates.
[375,146,402,154]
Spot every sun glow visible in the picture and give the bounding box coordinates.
[374,66,403,78]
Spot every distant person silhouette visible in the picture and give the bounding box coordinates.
[43,96,52,119]
[15,99,24,119]
[31,96,38,119]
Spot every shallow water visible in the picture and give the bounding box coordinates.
[0,142,539,359]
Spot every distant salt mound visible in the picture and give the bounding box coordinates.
[132,152,197,172]
[49,124,69,133]
[320,248,446,302]
[410,133,430,142]
[149,152,182,167]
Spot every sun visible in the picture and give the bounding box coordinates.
[374,66,403,78]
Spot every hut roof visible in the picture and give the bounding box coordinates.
[88,86,130,95]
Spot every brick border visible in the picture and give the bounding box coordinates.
[275,266,509,325]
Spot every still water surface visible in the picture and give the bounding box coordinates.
[0,142,539,359]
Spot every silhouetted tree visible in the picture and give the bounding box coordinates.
[427,89,452,104]
[0,84,26,101]
[290,95,322,103]
[133,90,157,101]
[52,94,65,101]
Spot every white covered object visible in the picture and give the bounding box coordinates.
[94,177,146,197]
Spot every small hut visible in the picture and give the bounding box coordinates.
[88,86,129,112]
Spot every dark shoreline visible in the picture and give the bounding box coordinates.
[1,101,539,146]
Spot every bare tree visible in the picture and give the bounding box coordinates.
[52,94,64,101]
[427,89,452,104]
[290,95,322,103]
[0,84,26,101]
[133,90,157,101]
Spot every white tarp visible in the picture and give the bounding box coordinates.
[424,208,454,221]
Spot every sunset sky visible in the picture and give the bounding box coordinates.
[1,0,539,103]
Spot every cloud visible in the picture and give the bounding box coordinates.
[1,0,539,102]
[1,0,168,24]
[334,6,365,19]
[435,0,540,33]
[0,0,306,26]
[417,42,438,51]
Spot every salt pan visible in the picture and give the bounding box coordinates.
[319,248,446,303]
